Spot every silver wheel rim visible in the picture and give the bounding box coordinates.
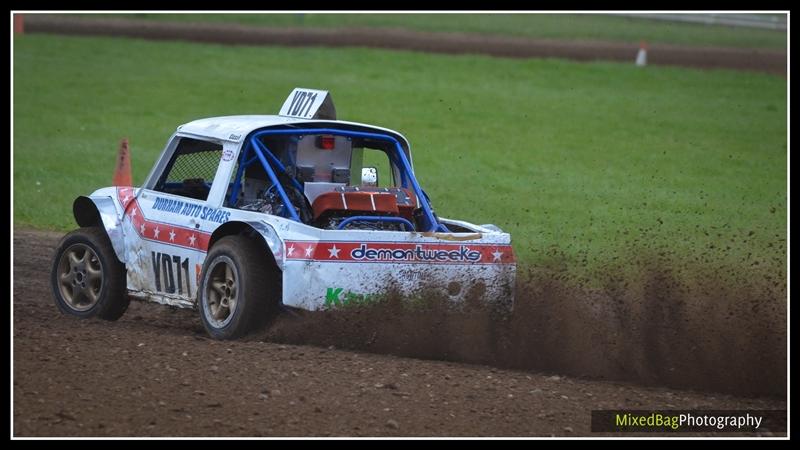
[203,256,239,328]
[57,243,104,312]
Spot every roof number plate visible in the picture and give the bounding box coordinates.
[279,88,336,120]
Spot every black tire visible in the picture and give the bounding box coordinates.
[198,235,279,340]
[50,227,129,320]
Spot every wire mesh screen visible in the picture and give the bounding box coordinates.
[164,149,223,183]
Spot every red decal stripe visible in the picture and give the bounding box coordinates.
[116,187,211,252]
[284,241,515,264]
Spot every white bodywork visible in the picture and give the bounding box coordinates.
[87,113,515,311]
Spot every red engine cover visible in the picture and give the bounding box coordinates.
[312,191,400,220]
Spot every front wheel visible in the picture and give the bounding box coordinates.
[198,235,278,340]
[50,227,129,320]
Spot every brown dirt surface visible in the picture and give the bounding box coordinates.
[12,229,787,437]
[23,15,786,75]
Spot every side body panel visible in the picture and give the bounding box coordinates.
[120,187,212,308]
[114,135,244,307]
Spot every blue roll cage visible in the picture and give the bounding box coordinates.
[227,128,448,232]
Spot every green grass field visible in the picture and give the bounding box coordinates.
[13,35,786,273]
[78,13,788,49]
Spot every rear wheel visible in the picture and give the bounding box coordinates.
[198,235,278,340]
[50,227,129,320]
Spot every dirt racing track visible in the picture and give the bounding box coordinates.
[23,15,787,75]
[12,230,786,436]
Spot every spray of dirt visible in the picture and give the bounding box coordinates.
[254,246,786,398]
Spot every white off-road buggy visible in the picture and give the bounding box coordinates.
[51,88,516,339]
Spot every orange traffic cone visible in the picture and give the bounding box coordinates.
[13,14,24,34]
[636,40,648,67]
[113,138,133,186]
